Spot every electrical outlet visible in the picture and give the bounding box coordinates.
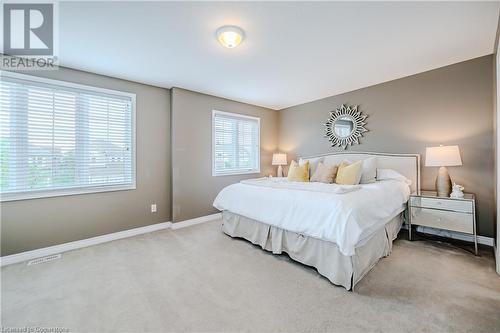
[151,204,157,213]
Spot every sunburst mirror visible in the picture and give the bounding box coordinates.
[324,104,368,149]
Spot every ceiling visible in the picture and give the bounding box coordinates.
[57,1,499,110]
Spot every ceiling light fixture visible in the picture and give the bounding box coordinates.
[216,25,245,49]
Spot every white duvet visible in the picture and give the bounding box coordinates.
[213,177,410,256]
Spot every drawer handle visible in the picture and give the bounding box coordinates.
[436,202,442,205]
[437,218,442,222]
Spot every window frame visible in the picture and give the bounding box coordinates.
[212,110,261,177]
[0,71,137,202]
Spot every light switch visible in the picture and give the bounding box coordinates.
[151,204,157,213]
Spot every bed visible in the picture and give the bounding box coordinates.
[213,152,421,290]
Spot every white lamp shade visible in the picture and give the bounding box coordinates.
[272,153,287,166]
[425,145,462,167]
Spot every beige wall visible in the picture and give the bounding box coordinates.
[2,56,494,255]
[279,56,495,237]
[495,28,500,273]
[1,67,172,256]
[171,88,278,222]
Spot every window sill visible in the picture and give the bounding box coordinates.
[212,170,261,177]
[1,184,136,202]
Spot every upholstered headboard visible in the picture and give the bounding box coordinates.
[299,152,421,194]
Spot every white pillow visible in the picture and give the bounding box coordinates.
[377,168,412,185]
[299,157,323,177]
[360,157,377,184]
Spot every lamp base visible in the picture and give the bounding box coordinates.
[277,165,284,177]
[436,166,452,197]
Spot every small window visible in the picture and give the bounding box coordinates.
[0,72,136,201]
[212,110,260,176]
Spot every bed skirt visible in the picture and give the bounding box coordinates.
[221,211,404,290]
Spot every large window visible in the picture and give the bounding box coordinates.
[212,110,260,176]
[0,72,135,201]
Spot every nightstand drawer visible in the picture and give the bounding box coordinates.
[410,207,473,234]
[410,197,473,213]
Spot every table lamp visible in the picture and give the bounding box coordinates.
[272,153,287,177]
[425,145,462,197]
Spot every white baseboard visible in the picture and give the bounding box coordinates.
[403,225,494,247]
[171,213,222,230]
[1,212,222,267]
[0,221,172,267]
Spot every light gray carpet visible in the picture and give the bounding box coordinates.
[2,220,499,333]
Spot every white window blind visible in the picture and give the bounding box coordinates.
[0,72,135,201]
[212,110,260,176]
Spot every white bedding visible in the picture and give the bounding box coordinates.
[213,178,410,256]
[241,177,361,194]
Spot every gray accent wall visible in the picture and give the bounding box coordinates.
[1,56,495,255]
[171,88,278,222]
[279,56,495,237]
[1,67,171,256]
[495,24,500,273]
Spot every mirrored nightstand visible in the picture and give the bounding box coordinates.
[408,191,477,255]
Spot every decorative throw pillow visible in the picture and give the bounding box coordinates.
[287,160,309,182]
[360,157,377,184]
[310,162,338,183]
[335,160,363,185]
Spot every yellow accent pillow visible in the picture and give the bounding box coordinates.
[335,160,363,185]
[287,160,309,182]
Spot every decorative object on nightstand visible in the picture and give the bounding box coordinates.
[272,153,287,177]
[408,190,477,255]
[425,145,462,197]
[450,183,465,199]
